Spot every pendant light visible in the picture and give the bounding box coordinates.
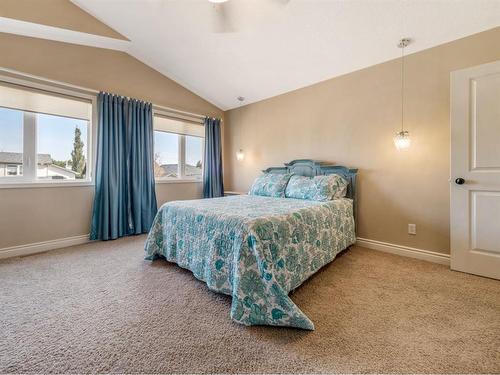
[235,96,245,161]
[394,38,411,150]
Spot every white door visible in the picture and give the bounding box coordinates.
[450,60,500,280]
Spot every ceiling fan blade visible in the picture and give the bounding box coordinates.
[211,2,237,33]
[209,0,290,34]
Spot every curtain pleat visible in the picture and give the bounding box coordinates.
[202,117,224,198]
[90,92,157,241]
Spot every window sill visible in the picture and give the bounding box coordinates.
[1,179,202,188]
[0,180,94,189]
[155,179,202,184]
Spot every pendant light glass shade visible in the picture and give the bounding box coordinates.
[236,149,245,161]
[394,130,411,150]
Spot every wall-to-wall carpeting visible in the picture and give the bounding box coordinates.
[1,236,499,373]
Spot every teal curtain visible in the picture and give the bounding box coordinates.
[90,92,157,240]
[203,117,224,198]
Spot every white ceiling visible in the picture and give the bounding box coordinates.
[64,0,500,110]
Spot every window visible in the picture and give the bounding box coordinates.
[0,82,93,184]
[37,113,88,180]
[153,115,204,181]
[0,107,23,178]
[154,131,179,179]
[185,135,203,179]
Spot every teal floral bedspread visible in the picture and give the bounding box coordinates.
[145,195,355,330]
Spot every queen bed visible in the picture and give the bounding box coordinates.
[145,160,357,330]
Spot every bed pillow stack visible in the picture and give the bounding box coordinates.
[285,174,348,201]
[248,173,293,197]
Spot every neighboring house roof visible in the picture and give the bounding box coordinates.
[160,164,201,177]
[48,164,78,176]
[0,152,52,165]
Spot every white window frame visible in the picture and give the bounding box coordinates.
[153,113,204,184]
[0,74,97,189]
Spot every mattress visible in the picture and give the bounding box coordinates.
[145,194,355,329]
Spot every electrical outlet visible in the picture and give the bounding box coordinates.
[408,224,416,235]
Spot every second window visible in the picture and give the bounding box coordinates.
[153,115,204,181]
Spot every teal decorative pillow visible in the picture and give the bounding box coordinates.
[248,173,293,198]
[285,174,348,201]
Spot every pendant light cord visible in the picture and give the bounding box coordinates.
[401,42,405,132]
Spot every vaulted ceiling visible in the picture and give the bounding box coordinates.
[2,0,500,110]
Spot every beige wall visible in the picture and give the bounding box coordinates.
[0,183,203,249]
[0,33,222,249]
[0,187,94,247]
[224,27,500,255]
[0,33,221,117]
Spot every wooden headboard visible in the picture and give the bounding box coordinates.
[263,159,358,211]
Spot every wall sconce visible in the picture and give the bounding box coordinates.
[236,149,245,161]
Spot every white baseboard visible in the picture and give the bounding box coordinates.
[0,234,91,260]
[0,233,450,265]
[356,237,450,265]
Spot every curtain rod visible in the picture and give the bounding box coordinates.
[0,67,215,122]
[153,104,205,120]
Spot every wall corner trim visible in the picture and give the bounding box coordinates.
[356,237,450,265]
[0,234,91,260]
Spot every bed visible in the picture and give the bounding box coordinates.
[145,160,357,330]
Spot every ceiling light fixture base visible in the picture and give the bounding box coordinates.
[397,38,411,48]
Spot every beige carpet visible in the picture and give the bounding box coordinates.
[0,235,499,374]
